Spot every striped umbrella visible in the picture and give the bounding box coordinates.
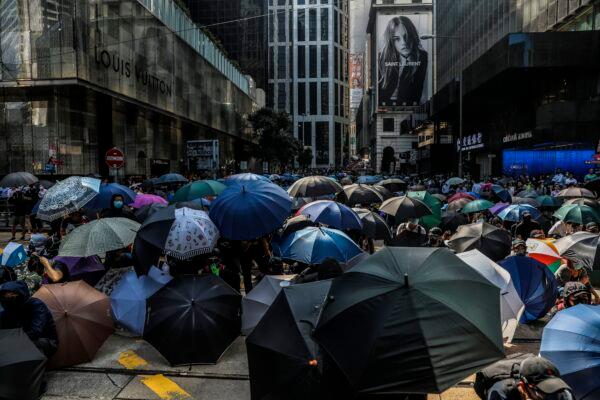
[526,238,563,273]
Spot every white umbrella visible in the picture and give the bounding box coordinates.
[164,208,219,259]
[241,275,295,335]
[37,176,101,221]
[457,249,524,342]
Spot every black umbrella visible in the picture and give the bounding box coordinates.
[372,185,394,200]
[352,208,392,240]
[144,275,241,365]
[512,196,541,208]
[447,221,512,261]
[380,196,432,222]
[281,214,316,237]
[134,202,168,223]
[336,184,384,206]
[247,280,331,400]
[554,231,600,270]
[38,179,55,189]
[0,171,38,188]
[313,247,504,396]
[287,176,342,198]
[0,329,47,400]
[377,178,407,193]
[440,211,469,232]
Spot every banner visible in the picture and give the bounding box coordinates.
[377,13,432,108]
[186,140,219,172]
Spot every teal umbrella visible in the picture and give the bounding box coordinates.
[461,199,494,214]
[172,180,226,202]
[536,195,560,208]
[446,177,465,186]
[58,217,141,257]
[408,191,442,228]
[553,204,600,225]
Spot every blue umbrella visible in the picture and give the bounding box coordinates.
[497,204,541,222]
[492,185,512,203]
[540,304,600,400]
[209,180,292,240]
[499,256,558,323]
[466,191,481,199]
[274,226,363,265]
[86,183,137,210]
[156,173,188,185]
[357,175,382,185]
[298,200,363,231]
[111,267,172,335]
[225,173,270,185]
[1,242,28,267]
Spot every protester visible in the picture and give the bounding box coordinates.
[514,212,541,240]
[100,194,136,220]
[554,258,600,304]
[510,239,528,257]
[586,222,599,234]
[9,188,30,241]
[584,168,597,183]
[60,210,88,237]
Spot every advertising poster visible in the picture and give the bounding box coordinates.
[186,140,219,172]
[377,13,432,108]
[349,53,364,108]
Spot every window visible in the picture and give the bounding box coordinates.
[334,10,338,44]
[334,47,339,80]
[309,9,317,41]
[316,122,330,164]
[302,122,312,146]
[277,83,286,110]
[321,82,329,115]
[277,46,286,78]
[335,122,342,166]
[321,45,328,77]
[298,46,305,78]
[334,83,339,116]
[277,12,286,42]
[321,8,329,41]
[383,118,395,132]
[298,82,306,114]
[298,9,305,41]
[310,82,318,115]
[309,45,317,78]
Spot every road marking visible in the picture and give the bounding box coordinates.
[140,374,192,399]
[118,350,148,370]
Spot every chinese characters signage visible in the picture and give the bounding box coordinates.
[456,133,484,152]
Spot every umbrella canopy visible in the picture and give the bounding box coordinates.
[241,274,295,335]
[563,197,599,208]
[0,171,38,188]
[53,256,105,282]
[447,197,473,213]
[512,197,541,208]
[144,275,241,366]
[431,193,447,202]
[275,226,363,265]
[33,281,114,368]
[226,173,270,184]
[380,196,433,222]
[537,195,561,208]
[409,184,427,191]
[297,200,362,231]
[281,215,316,237]
[130,194,168,209]
[372,185,393,200]
[554,232,600,270]
[553,204,600,225]
[448,192,476,202]
[457,250,524,342]
[0,329,46,400]
[287,176,342,198]
[526,239,563,273]
[58,218,140,257]
[439,211,469,233]
[85,183,137,210]
[377,178,406,192]
[540,304,600,400]
[111,267,172,336]
[489,202,510,215]
[37,176,101,221]
[499,256,558,323]
[336,184,385,206]
[156,173,188,185]
[446,177,465,186]
[209,180,292,240]
[516,189,539,199]
[491,185,512,203]
[247,280,331,400]
[38,179,55,189]
[133,202,168,222]
[556,187,595,199]
[313,247,504,395]
[172,180,227,202]
[497,204,541,222]
[408,191,442,229]
[461,199,495,214]
[1,242,27,267]
[356,175,382,185]
[352,208,392,240]
[447,221,512,261]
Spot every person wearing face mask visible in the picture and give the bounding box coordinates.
[0,280,58,358]
[511,239,528,257]
[100,194,136,220]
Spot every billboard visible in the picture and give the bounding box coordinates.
[186,140,219,173]
[376,13,432,109]
[350,53,364,109]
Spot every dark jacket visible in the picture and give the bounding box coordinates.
[378,49,428,107]
[0,281,58,343]
[100,194,136,220]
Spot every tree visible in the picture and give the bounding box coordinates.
[298,147,313,170]
[248,108,301,171]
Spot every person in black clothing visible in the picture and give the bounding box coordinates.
[514,212,541,240]
[27,184,43,234]
[0,280,58,358]
[100,194,136,220]
[9,188,31,241]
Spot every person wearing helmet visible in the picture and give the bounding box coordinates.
[516,357,574,400]
[561,281,591,309]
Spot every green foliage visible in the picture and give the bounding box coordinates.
[248,108,301,170]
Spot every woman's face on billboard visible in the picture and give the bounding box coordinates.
[392,23,410,57]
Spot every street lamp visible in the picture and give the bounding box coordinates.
[420,34,464,177]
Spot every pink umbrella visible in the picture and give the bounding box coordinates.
[448,192,476,202]
[130,194,167,209]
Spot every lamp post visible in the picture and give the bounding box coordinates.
[420,34,464,177]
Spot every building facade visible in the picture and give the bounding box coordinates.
[427,0,600,179]
[183,0,268,90]
[0,0,254,177]
[267,0,350,168]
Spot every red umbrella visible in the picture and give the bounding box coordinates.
[448,192,476,202]
[33,281,114,369]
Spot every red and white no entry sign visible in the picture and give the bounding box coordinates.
[105,147,125,169]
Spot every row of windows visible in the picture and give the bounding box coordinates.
[297,82,347,117]
[270,45,348,81]
[269,0,348,12]
[296,121,347,165]
[269,7,346,46]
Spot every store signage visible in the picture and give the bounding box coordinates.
[94,46,172,97]
[186,140,219,172]
[105,147,125,169]
[503,131,533,143]
[456,132,484,152]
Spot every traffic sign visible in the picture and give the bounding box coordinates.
[105,147,125,169]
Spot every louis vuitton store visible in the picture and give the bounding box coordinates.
[0,0,254,177]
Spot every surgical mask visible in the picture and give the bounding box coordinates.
[113,200,124,209]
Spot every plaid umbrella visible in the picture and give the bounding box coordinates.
[58,217,140,257]
[37,176,101,221]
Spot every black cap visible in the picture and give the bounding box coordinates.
[520,357,571,394]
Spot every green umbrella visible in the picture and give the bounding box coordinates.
[446,177,465,186]
[58,218,141,257]
[536,195,560,208]
[553,204,600,225]
[408,191,442,228]
[172,180,227,203]
[461,199,495,214]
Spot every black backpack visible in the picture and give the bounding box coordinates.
[474,353,535,399]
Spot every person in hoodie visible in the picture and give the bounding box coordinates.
[0,280,58,358]
[100,194,136,220]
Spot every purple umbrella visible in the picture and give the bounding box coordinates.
[130,194,168,209]
[490,202,510,215]
[53,256,105,284]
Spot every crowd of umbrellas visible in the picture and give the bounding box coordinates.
[0,170,600,400]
